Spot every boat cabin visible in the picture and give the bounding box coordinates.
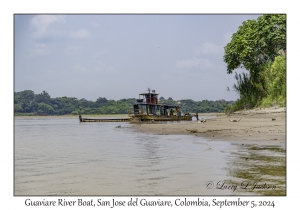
[132,89,191,121]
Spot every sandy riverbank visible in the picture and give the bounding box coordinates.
[131,107,286,147]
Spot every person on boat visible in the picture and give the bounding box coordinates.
[176,107,181,116]
[195,111,199,120]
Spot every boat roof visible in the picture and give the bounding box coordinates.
[139,93,159,96]
[134,103,179,108]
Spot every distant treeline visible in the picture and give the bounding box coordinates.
[14,90,234,116]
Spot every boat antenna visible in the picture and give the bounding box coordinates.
[147,87,151,94]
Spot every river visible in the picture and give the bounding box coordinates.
[14,116,286,196]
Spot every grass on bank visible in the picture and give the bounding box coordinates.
[224,55,286,115]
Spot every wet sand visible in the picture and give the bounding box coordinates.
[132,107,286,147]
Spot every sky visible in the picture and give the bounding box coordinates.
[14,14,262,102]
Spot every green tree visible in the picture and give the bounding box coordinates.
[37,102,55,115]
[224,14,286,74]
[20,90,35,101]
[224,14,286,111]
[96,97,108,105]
[36,90,51,103]
[262,55,286,106]
[14,104,23,112]
[16,90,36,112]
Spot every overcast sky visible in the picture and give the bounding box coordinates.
[14,14,262,101]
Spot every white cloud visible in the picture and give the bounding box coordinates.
[29,43,50,57]
[72,64,88,73]
[176,57,214,69]
[90,21,99,28]
[65,45,81,54]
[94,61,115,73]
[95,49,109,57]
[70,29,90,39]
[30,15,65,37]
[196,42,223,54]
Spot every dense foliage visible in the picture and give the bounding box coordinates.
[224,14,286,113]
[224,14,286,74]
[260,55,286,106]
[14,90,232,116]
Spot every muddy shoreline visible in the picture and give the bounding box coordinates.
[131,107,286,147]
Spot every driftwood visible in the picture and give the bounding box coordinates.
[186,129,198,133]
[229,118,242,122]
[197,119,206,123]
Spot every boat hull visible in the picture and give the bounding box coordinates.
[131,114,192,121]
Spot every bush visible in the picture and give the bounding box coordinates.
[71,111,79,115]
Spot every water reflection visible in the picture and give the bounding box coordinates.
[224,144,286,195]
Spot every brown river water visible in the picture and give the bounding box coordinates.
[14,117,286,196]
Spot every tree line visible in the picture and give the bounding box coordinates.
[224,14,286,113]
[14,90,233,116]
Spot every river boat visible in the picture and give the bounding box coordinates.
[130,88,192,122]
[79,88,193,122]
